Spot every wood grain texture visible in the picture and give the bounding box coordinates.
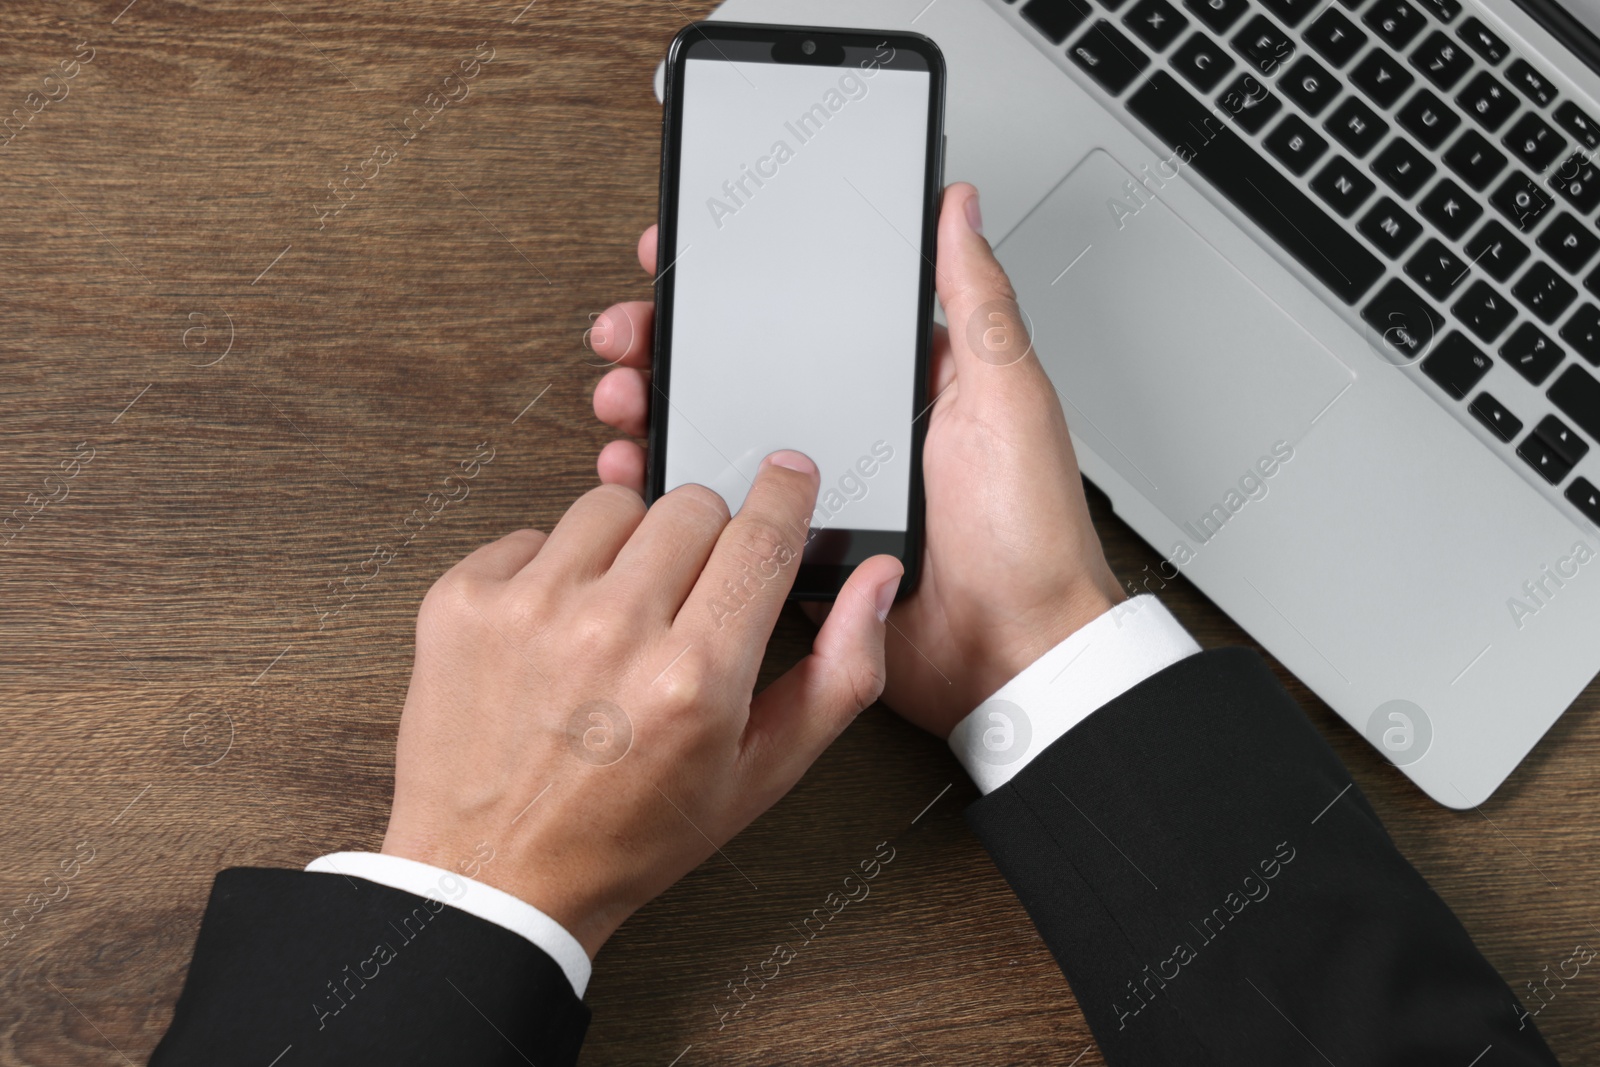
[1,1,1596,1063]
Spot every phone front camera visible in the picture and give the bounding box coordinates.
[801,39,816,55]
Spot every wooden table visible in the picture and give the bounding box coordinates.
[3,2,1596,1063]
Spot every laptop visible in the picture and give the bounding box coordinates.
[656,0,1600,807]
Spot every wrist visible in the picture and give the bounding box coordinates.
[967,577,1124,704]
[379,830,624,960]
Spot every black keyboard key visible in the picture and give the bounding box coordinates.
[1453,279,1517,340]
[1126,72,1385,302]
[1282,56,1342,114]
[1543,213,1600,272]
[1587,264,1600,299]
[1124,0,1189,49]
[1513,261,1578,323]
[1443,129,1507,189]
[1491,171,1553,232]
[1566,476,1600,525]
[1362,278,1444,359]
[1325,96,1389,155]
[1102,0,1133,11]
[1184,0,1249,34]
[1519,430,1576,483]
[1304,8,1367,66]
[1259,0,1319,28]
[1520,436,1580,483]
[1364,0,1427,48]
[1550,364,1600,441]
[1405,238,1470,299]
[1501,322,1564,384]
[1414,0,1461,22]
[1458,71,1518,131]
[1351,48,1415,107]
[1560,303,1600,364]
[1464,220,1530,281]
[1470,391,1523,441]
[1546,419,1594,466]
[1232,15,1295,74]
[1311,155,1377,216]
[1397,89,1461,149]
[1551,154,1600,212]
[1457,16,1509,64]
[1410,31,1473,89]
[1533,413,1590,465]
[1506,59,1558,108]
[1070,21,1152,92]
[1359,196,1424,255]
[1265,114,1329,174]
[1554,101,1600,151]
[1422,330,1493,396]
[1218,74,1283,133]
[1172,33,1236,90]
[1372,137,1436,196]
[1022,0,1092,42]
[1418,177,1482,238]
[1502,112,1567,171]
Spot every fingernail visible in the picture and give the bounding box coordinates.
[874,570,902,622]
[964,190,983,236]
[765,450,816,476]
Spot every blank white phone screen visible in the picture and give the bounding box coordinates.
[665,54,930,535]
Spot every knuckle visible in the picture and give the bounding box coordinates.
[844,653,888,713]
[654,650,709,714]
[569,605,627,656]
[984,267,1020,305]
[418,574,483,636]
[589,481,647,519]
[727,516,798,577]
[665,482,731,526]
[960,292,1022,334]
[505,526,547,550]
[500,583,554,634]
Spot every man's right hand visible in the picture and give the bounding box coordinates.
[381,453,902,959]
[588,183,1125,738]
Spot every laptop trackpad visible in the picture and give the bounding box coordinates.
[994,149,1354,528]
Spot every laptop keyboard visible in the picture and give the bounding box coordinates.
[1004,0,1600,528]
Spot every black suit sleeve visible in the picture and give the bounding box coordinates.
[965,647,1559,1066]
[150,868,589,1066]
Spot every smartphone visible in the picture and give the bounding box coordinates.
[649,21,945,600]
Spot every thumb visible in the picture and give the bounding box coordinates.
[742,554,903,783]
[936,182,1039,383]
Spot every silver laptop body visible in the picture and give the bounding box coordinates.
[662,0,1600,806]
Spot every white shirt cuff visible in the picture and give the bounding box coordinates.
[305,851,592,999]
[948,595,1201,794]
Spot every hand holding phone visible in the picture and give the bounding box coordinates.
[592,183,1126,739]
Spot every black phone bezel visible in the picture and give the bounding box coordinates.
[648,20,945,602]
